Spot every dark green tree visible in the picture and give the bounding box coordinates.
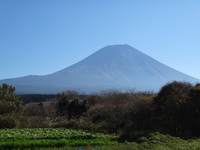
[186,83,200,136]
[56,91,89,119]
[153,81,192,135]
[68,98,89,119]
[0,83,24,128]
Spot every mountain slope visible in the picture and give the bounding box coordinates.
[0,44,199,94]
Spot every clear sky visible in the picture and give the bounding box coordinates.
[1,0,200,80]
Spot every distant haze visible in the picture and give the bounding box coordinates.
[0,44,199,94]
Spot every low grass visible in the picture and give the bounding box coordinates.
[136,132,200,150]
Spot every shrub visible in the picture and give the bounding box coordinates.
[0,116,17,128]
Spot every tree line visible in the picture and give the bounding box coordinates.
[0,81,200,140]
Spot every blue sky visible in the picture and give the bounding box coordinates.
[0,0,200,80]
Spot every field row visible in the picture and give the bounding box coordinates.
[0,139,117,149]
[0,128,101,140]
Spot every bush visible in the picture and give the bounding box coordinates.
[21,116,51,128]
[0,116,17,128]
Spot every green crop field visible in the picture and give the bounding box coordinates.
[1,129,200,150]
[0,128,117,149]
[0,128,99,140]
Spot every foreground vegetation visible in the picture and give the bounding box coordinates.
[0,128,117,149]
[2,129,200,149]
[1,81,200,149]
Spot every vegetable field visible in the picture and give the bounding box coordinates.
[0,128,98,140]
[0,128,117,149]
[2,129,200,149]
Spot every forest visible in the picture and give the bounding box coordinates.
[1,81,200,149]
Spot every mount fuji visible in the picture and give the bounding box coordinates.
[0,44,199,94]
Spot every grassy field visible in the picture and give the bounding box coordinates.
[1,129,200,149]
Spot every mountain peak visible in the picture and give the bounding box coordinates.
[71,44,145,66]
[98,44,138,53]
[103,44,132,49]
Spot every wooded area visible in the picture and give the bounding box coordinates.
[1,81,200,140]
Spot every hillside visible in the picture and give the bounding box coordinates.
[0,44,199,94]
